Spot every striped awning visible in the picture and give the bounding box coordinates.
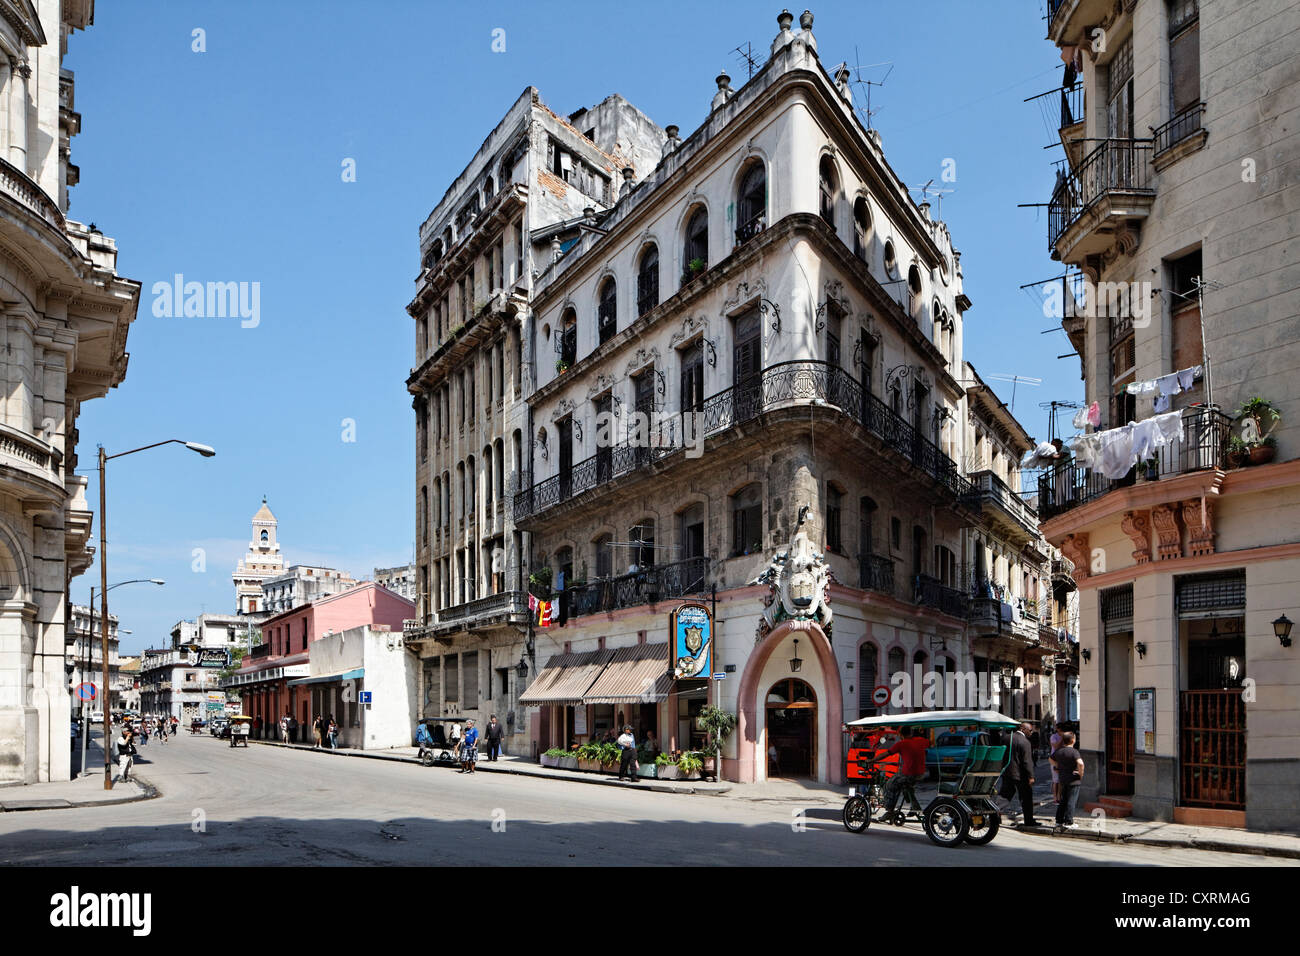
[518,649,613,706]
[582,642,672,704]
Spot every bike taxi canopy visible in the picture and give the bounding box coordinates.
[846,710,1020,731]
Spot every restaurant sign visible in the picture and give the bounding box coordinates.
[671,602,713,680]
[196,648,231,668]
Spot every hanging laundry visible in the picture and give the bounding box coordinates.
[1099,425,1137,478]
[1156,372,1181,397]
[1071,405,1089,429]
[1126,380,1159,396]
[1155,409,1184,445]
[1131,417,1162,460]
[1176,364,1203,391]
[1153,392,1171,413]
[1088,401,1101,427]
[1069,432,1103,470]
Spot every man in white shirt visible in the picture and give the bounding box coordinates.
[616,725,638,782]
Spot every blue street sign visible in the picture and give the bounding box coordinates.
[76,682,96,701]
[711,672,727,680]
[358,691,372,704]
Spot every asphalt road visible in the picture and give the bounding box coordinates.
[0,734,1285,866]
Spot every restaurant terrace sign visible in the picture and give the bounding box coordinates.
[671,602,713,679]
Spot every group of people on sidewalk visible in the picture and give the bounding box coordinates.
[414,715,507,774]
[308,713,340,749]
[999,721,1085,829]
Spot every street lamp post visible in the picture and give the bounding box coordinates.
[100,439,214,789]
[80,583,160,777]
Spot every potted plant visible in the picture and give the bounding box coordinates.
[1226,435,1249,468]
[558,748,579,771]
[528,566,552,592]
[1141,456,1159,481]
[697,705,737,781]
[655,751,680,780]
[1249,436,1277,466]
[681,258,707,285]
[556,358,570,374]
[677,751,704,780]
[597,742,622,773]
[541,747,566,768]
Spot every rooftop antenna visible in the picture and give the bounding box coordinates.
[987,373,1043,412]
[1038,399,1083,441]
[731,41,760,80]
[910,179,956,218]
[842,47,893,130]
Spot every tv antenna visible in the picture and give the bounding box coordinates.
[732,41,760,80]
[840,47,893,129]
[910,178,956,218]
[1038,399,1083,441]
[987,373,1042,412]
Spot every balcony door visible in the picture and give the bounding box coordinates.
[594,394,612,484]
[734,310,762,422]
[633,369,654,468]
[557,417,573,501]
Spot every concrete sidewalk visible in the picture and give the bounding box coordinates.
[0,733,154,811]
[246,736,732,794]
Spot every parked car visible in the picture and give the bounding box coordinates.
[926,730,990,778]
[209,717,230,738]
[70,720,79,739]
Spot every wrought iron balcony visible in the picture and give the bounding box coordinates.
[858,553,895,597]
[1038,404,1230,521]
[1048,138,1155,255]
[434,590,528,627]
[967,469,1040,541]
[1153,102,1206,158]
[560,557,711,619]
[515,361,972,520]
[913,574,967,618]
[1060,82,1083,129]
[735,212,767,245]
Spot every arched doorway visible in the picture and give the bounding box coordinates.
[766,678,817,778]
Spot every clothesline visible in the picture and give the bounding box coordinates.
[1067,410,1185,479]
[1126,364,1203,413]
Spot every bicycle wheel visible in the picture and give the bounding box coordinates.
[420,750,435,767]
[923,799,969,847]
[842,795,871,833]
[964,809,1001,846]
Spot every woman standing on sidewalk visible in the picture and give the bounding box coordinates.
[458,719,479,774]
[327,715,339,749]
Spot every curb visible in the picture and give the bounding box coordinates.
[0,776,159,812]
[245,738,731,795]
[1011,822,1300,861]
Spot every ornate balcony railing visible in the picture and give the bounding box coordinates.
[1048,138,1155,250]
[1038,404,1230,521]
[1061,82,1084,129]
[560,556,711,619]
[968,469,1039,535]
[859,553,894,596]
[435,590,528,626]
[515,361,972,520]
[0,156,65,231]
[735,212,766,245]
[1153,102,1205,156]
[913,574,968,618]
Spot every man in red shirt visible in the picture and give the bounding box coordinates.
[876,726,929,817]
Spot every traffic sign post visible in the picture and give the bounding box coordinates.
[358,691,373,704]
[872,685,891,707]
[76,682,97,701]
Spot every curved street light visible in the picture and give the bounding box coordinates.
[100,440,214,788]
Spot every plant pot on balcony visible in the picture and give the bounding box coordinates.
[1248,444,1275,466]
[1226,449,1248,469]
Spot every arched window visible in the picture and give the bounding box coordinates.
[260,530,269,543]
[594,533,613,579]
[483,176,494,200]
[456,462,465,518]
[684,206,708,279]
[598,277,617,345]
[912,525,927,580]
[731,483,762,556]
[637,245,659,316]
[433,477,442,530]
[420,486,428,544]
[736,162,766,242]
[887,647,905,688]
[858,496,877,556]
[483,445,494,507]
[494,438,505,501]
[629,519,655,570]
[883,240,898,279]
[466,455,476,513]
[819,155,837,228]
[908,264,923,316]
[853,197,872,260]
[558,307,577,367]
[442,470,451,524]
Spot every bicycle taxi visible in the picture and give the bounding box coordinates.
[228,714,252,748]
[842,710,1018,848]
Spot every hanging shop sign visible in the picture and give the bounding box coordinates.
[670,602,713,679]
[1134,687,1156,755]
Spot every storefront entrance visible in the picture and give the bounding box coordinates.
[766,678,816,778]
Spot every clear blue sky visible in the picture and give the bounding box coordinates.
[68,0,1075,655]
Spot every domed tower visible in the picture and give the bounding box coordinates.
[232,497,286,613]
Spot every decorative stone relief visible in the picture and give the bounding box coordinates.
[668,314,709,349]
[750,505,834,641]
[1150,504,1182,560]
[722,277,768,315]
[1061,532,1090,582]
[623,346,660,377]
[1181,498,1216,557]
[1120,510,1151,564]
[585,373,617,399]
[550,398,575,422]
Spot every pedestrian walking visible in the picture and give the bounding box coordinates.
[485,714,504,761]
[113,728,137,783]
[158,719,168,744]
[312,714,323,749]
[1052,731,1085,828]
[327,715,339,750]
[999,721,1039,827]
[287,712,299,743]
[1049,722,1064,802]
[616,725,638,782]
[139,719,149,747]
[280,711,290,744]
[458,719,479,773]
